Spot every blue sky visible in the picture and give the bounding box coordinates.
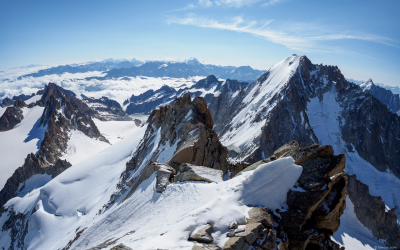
[1,0,399,86]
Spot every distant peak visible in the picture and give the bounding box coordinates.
[184,57,200,65]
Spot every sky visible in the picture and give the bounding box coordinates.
[0,0,399,86]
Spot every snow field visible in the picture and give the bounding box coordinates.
[0,106,45,189]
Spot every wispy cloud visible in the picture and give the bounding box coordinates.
[167,15,400,52]
[262,0,288,7]
[169,0,285,12]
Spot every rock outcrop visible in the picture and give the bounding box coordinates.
[218,141,347,250]
[360,78,400,114]
[174,163,223,183]
[36,83,107,165]
[124,76,248,115]
[125,93,228,175]
[0,100,26,131]
[123,162,175,201]
[83,96,131,121]
[347,174,400,248]
[0,153,71,214]
[1,97,15,107]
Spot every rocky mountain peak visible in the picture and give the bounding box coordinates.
[126,93,226,174]
[193,75,220,89]
[184,57,200,65]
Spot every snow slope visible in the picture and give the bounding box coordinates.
[1,131,301,250]
[332,197,384,250]
[0,106,45,189]
[0,124,147,250]
[93,118,141,144]
[221,55,300,156]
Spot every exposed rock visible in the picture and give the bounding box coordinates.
[1,97,15,107]
[174,163,223,183]
[222,237,250,250]
[0,105,24,131]
[62,227,87,250]
[12,93,35,102]
[259,229,276,250]
[273,141,300,158]
[307,173,347,234]
[347,174,400,248]
[36,83,107,166]
[360,78,400,113]
[0,153,71,214]
[247,207,274,228]
[83,96,131,121]
[229,221,238,230]
[235,223,264,245]
[192,244,221,250]
[126,94,228,175]
[123,162,175,201]
[189,224,214,243]
[279,144,334,165]
[298,154,345,191]
[110,243,133,250]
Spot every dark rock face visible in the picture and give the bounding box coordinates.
[347,175,400,248]
[0,83,106,217]
[12,93,35,102]
[124,77,248,115]
[36,83,107,165]
[228,141,347,250]
[83,96,131,121]
[360,78,400,113]
[126,93,228,175]
[208,56,400,180]
[1,97,16,107]
[0,153,71,214]
[0,105,24,131]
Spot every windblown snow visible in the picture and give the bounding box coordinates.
[0,136,301,250]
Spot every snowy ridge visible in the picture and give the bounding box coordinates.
[221,55,301,157]
[1,144,300,249]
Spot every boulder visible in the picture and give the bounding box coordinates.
[174,163,223,183]
[123,162,175,201]
[222,237,250,250]
[189,224,214,244]
[247,207,274,228]
[235,223,264,245]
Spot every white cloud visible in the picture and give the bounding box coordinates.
[170,0,284,11]
[262,0,288,7]
[167,15,400,52]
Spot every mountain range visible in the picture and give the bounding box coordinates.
[18,57,265,82]
[0,55,399,250]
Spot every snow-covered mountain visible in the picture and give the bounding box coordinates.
[123,55,400,248]
[18,58,265,82]
[0,55,400,250]
[359,78,400,115]
[123,75,248,115]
